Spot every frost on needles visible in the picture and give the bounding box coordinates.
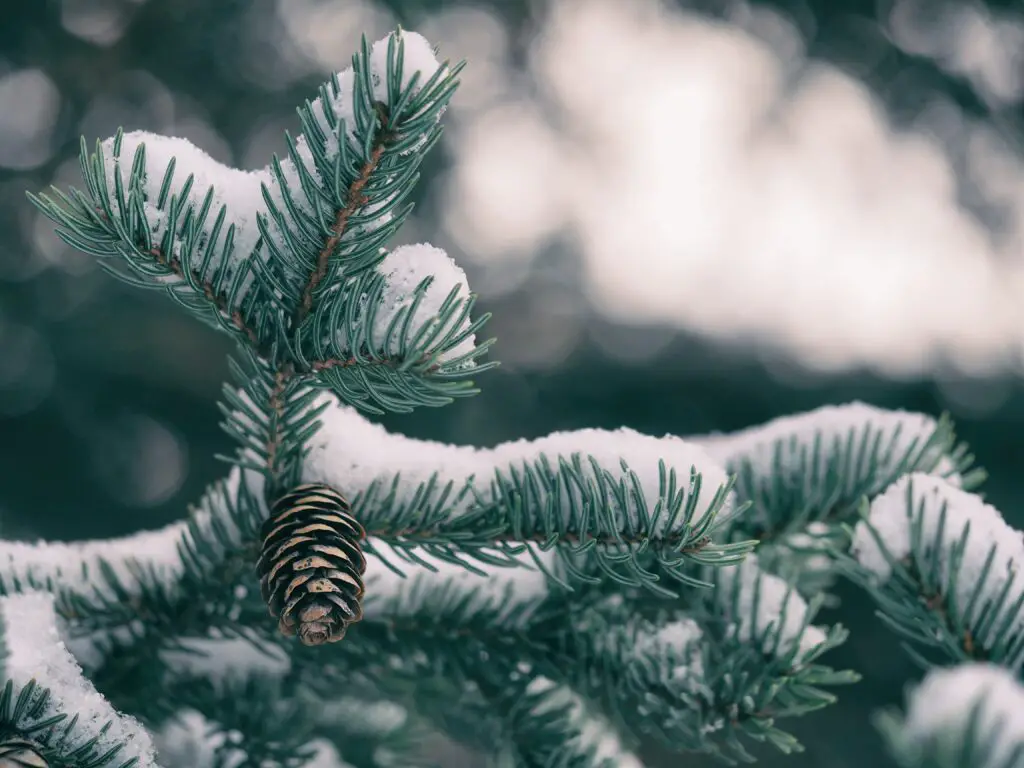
[4,24,1016,768]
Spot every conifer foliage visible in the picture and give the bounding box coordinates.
[0,25,1017,768]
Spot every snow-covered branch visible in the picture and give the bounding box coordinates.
[847,473,1024,667]
[0,593,158,767]
[30,30,487,417]
[0,396,741,626]
[714,555,827,661]
[692,402,981,540]
[880,663,1024,768]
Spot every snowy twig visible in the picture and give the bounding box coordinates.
[0,593,158,767]
[693,402,981,542]
[846,473,1024,667]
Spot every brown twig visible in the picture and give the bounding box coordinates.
[97,200,264,350]
[310,355,440,374]
[921,585,988,659]
[295,144,388,327]
[366,525,711,553]
[264,367,292,485]
[149,246,263,350]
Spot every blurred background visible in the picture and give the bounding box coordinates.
[0,0,1022,764]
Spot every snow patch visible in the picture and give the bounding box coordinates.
[305,397,734,538]
[851,473,1024,646]
[692,401,961,488]
[716,556,827,659]
[0,593,157,766]
[901,663,1024,767]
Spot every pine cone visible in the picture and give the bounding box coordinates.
[0,737,47,768]
[256,483,366,646]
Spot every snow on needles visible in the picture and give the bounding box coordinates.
[0,468,251,608]
[0,519,188,598]
[526,678,644,768]
[629,618,706,694]
[0,394,730,628]
[363,541,552,626]
[716,556,827,660]
[303,396,734,538]
[0,593,157,766]
[851,473,1024,647]
[692,401,963,490]
[899,663,1024,768]
[346,242,478,365]
[96,29,460,350]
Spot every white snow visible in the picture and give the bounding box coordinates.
[0,521,188,595]
[851,473,1024,647]
[715,556,827,660]
[0,593,158,766]
[153,710,221,768]
[900,663,1024,767]
[305,396,734,538]
[308,30,446,160]
[0,469,249,607]
[363,541,551,626]
[159,636,291,681]
[692,402,962,488]
[101,131,270,286]
[96,29,456,349]
[525,677,644,768]
[630,618,706,693]
[336,242,478,366]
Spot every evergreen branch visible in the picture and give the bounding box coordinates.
[28,132,278,356]
[27,30,486,421]
[476,673,642,768]
[545,559,857,764]
[300,259,496,413]
[693,403,983,544]
[290,571,644,766]
[840,474,1024,669]
[540,605,710,756]
[301,399,753,591]
[0,398,751,648]
[92,633,443,768]
[476,454,751,593]
[296,142,386,325]
[260,31,463,327]
[217,350,328,493]
[0,593,158,767]
[878,663,1024,768]
[0,493,839,767]
[0,396,751,631]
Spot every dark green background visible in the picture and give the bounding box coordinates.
[1,0,1023,765]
